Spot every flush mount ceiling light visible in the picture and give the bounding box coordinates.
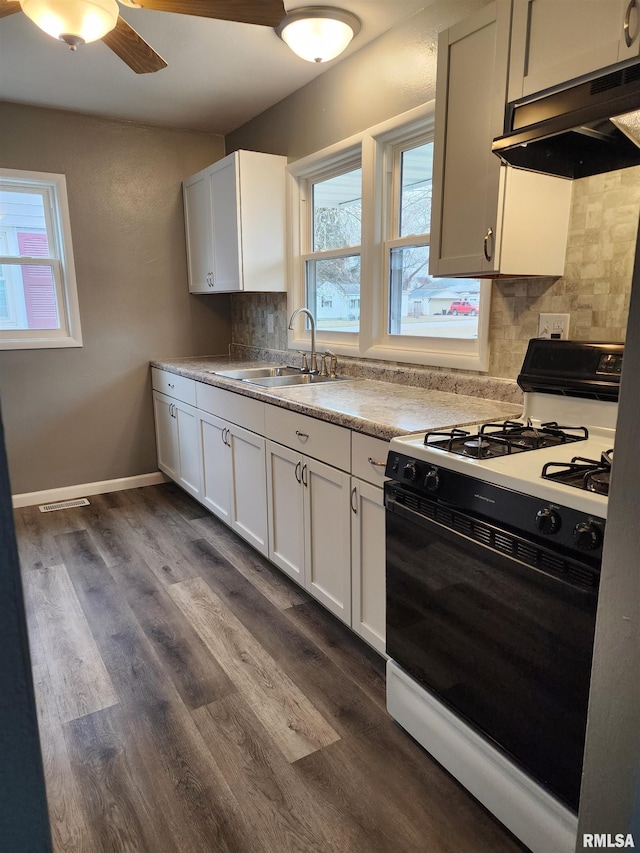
[276,6,361,63]
[20,0,119,48]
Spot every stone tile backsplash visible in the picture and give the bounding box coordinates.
[231,166,640,380]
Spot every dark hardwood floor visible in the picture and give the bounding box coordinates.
[14,482,525,853]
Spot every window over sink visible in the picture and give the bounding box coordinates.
[287,104,490,371]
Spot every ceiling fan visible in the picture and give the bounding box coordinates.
[0,0,287,74]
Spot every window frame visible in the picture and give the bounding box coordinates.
[0,168,82,351]
[288,139,363,353]
[287,103,491,372]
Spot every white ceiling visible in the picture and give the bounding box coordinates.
[0,0,427,134]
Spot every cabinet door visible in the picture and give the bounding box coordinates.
[304,457,351,625]
[199,410,232,523]
[174,401,201,500]
[183,170,214,293]
[266,441,305,584]
[153,391,179,482]
[229,424,268,557]
[509,0,640,102]
[210,157,242,292]
[351,479,386,654]
[430,1,511,276]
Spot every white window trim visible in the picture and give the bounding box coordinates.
[287,135,363,356]
[0,168,82,351]
[286,103,490,372]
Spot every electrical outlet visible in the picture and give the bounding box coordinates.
[267,313,274,334]
[538,313,570,340]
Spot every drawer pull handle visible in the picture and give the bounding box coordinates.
[351,486,358,514]
[301,463,308,487]
[295,430,309,440]
[295,461,302,484]
[367,457,386,468]
[168,383,175,388]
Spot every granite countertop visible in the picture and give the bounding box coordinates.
[150,355,523,441]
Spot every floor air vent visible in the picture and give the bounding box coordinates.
[38,498,90,513]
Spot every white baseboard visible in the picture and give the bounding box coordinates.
[12,472,167,509]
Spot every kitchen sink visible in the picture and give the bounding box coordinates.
[244,373,356,388]
[212,366,302,380]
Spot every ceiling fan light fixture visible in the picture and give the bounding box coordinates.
[276,6,361,63]
[20,0,119,45]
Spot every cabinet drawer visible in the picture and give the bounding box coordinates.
[265,406,350,471]
[351,433,389,487]
[196,382,265,434]
[151,368,196,406]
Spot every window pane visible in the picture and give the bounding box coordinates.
[0,262,60,331]
[399,143,432,238]
[312,168,362,251]
[388,245,480,338]
[0,190,51,256]
[306,255,360,333]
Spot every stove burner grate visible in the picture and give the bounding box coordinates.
[542,450,613,495]
[424,420,589,459]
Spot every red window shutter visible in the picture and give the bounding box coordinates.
[17,232,58,330]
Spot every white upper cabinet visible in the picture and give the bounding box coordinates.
[183,149,287,294]
[429,0,572,278]
[508,0,640,102]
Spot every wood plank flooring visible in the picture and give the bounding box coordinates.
[15,482,526,853]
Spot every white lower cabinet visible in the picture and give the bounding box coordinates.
[350,478,386,655]
[199,409,268,557]
[152,390,201,500]
[152,368,389,651]
[266,440,352,625]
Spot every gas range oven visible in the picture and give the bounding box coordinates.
[384,339,622,853]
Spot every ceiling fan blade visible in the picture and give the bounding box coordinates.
[0,1,22,18]
[133,0,286,27]
[102,16,167,73]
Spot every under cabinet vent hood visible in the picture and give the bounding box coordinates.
[493,60,640,178]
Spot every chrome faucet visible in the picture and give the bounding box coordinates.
[288,308,318,373]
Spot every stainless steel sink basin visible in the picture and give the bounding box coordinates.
[244,373,356,388]
[212,366,302,380]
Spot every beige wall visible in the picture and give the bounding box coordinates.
[0,102,229,495]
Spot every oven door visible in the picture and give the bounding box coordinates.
[385,482,598,812]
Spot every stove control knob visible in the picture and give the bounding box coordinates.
[402,461,418,483]
[573,521,603,551]
[535,507,561,535]
[424,467,440,493]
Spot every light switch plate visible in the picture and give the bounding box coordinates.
[538,313,570,340]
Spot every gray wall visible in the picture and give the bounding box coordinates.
[0,102,229,495]
[227,0,488,159]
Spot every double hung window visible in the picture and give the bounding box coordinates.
[288,104,489,371]
[0,169,82,350]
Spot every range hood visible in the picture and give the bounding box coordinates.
[493,59,640,178]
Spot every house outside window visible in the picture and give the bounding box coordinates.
[0,168,82,350]
[287,104,490,371]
